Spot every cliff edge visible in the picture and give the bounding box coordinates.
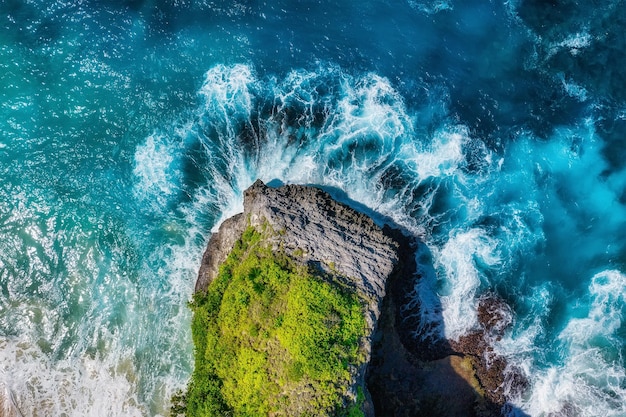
[194,180,414,416]
[190,180,516,417]
[197,179,405,326]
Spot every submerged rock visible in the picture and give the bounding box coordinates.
[449,294,528,407]
[0,383,23,417]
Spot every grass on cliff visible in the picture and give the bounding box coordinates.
[174,226,367,417]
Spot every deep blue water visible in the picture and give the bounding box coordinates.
[1,1,625,415]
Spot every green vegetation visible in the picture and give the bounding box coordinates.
[175,226,367,417]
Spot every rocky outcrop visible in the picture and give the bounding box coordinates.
[195,180,519,416]
[449,294,528,407]
[366,262,509,416]
[196,180,414,415]
[197,180,405,328]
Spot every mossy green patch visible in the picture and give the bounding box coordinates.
[176,226,366,417]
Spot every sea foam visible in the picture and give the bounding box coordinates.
[506,270,626,416]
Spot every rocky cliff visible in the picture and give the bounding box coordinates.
[194,180,517,417]
[197,180,406,327]
[196,179,414,416]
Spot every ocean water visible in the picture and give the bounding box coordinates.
[1,0,625,416]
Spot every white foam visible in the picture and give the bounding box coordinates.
[408,0,453,14]
[559,32,593,54]
[192,64,427,233]
[545,31,593,59]
[132,133,182,210]
[198,64,255,133]
[510,270,626,417]
[0,184,199,416]
[436,228,501,340]
[0,334,146,417]
[561,270,626,344]
[558,73,589,101]
[413,125,470,180]
[403,243,445,341]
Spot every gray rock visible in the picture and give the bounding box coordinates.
[196,213,246,293]
[194,179,517,416]
[197,179,403,325]
[195,179,416,416]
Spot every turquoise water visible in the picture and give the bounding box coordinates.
[1,1,625,415]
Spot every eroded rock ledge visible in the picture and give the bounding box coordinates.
[195,180,518,416]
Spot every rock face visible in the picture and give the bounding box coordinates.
[195,180,518,416]
[197,180,415,416]
[197,180,406,328]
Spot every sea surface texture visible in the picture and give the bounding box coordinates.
[1,1,625,416]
